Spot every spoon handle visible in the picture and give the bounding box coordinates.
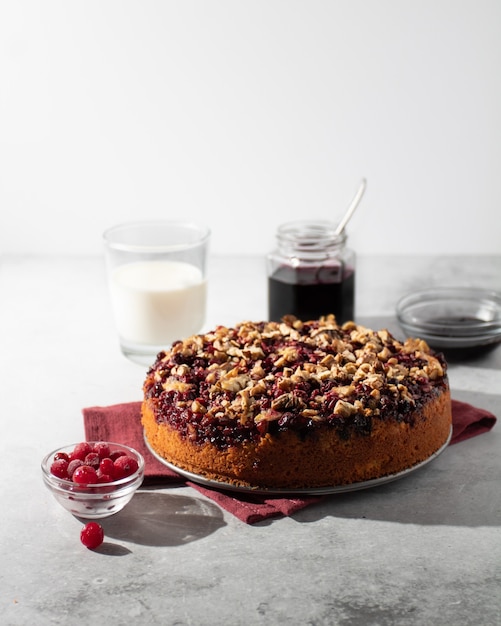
[335,178,367,236]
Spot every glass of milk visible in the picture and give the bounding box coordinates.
[103,220,210,365]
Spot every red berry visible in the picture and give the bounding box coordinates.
[80,522,104,549]
[84,452,100,469]
[93,442,111,459]
[113,455,139,479]
[109,450,126,462]
[50,458,69,479]
[70,442,92,461]
[72,465,98,484]
[99,457,115,478]
[67,459,84,478]
[54,451,70,463]
[97,473,113,483]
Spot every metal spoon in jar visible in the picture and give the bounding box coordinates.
[335,178,367,236]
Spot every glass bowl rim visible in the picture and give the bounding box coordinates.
[396,287,501,336]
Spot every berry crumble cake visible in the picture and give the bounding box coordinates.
[142,315,452,489]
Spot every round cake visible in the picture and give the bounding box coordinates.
[142,315,452,489]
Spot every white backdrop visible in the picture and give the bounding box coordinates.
[1,0,500,257]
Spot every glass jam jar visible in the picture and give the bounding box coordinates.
[267,220,355,324]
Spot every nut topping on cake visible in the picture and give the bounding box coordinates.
[143,315,448,449]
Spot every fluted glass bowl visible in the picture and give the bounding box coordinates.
[396,288,501,348]
[41,442,145,519]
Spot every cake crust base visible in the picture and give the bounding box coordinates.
[142,390,452,489]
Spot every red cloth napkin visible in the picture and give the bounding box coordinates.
[83,399,496,524]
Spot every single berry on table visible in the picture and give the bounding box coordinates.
[80,522,104,549]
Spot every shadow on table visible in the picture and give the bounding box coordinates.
[96,489,226,549]
[292,442,500,528]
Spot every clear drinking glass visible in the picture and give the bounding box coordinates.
[103,220,210,365]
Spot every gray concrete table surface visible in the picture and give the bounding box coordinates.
[1,254,500,626]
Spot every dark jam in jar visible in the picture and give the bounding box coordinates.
[267,220,355,324]
[268,266,355,323]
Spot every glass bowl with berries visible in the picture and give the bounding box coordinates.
[41,441,145,519]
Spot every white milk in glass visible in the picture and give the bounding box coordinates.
[110,260,207,346]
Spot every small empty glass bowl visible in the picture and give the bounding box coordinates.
[396,287,501,348]
[41,442,145,519]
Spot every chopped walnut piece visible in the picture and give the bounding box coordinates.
[341,320,357,332]
[172,364,190,377]
[403,337,430,354]
[377,329,391,342]
[248,380,267,397]
[255,409,282,422]
[425,360,444,380]
[227,345,244,358]
[341,349,357,363]
[397,384,415,405]
[352,362,372,382]
[242,345,265,360]
[320,354,336,367]
[387,363,409,381]
[278,377,295,392]
[162,379,193,393]
[219,372,250,392]
[301,408,320,418]
[191,400,206,414]
[271,393,306,412]
[344,362,358,375]
[274,347,299,368]
[377,346,392,361]
[333,399,358,417]
[250,361,266,380]
[336,384,355,399]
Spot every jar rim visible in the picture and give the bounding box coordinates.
[276,220,346,249]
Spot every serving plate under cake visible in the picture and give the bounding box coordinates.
[144,427,452,496]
